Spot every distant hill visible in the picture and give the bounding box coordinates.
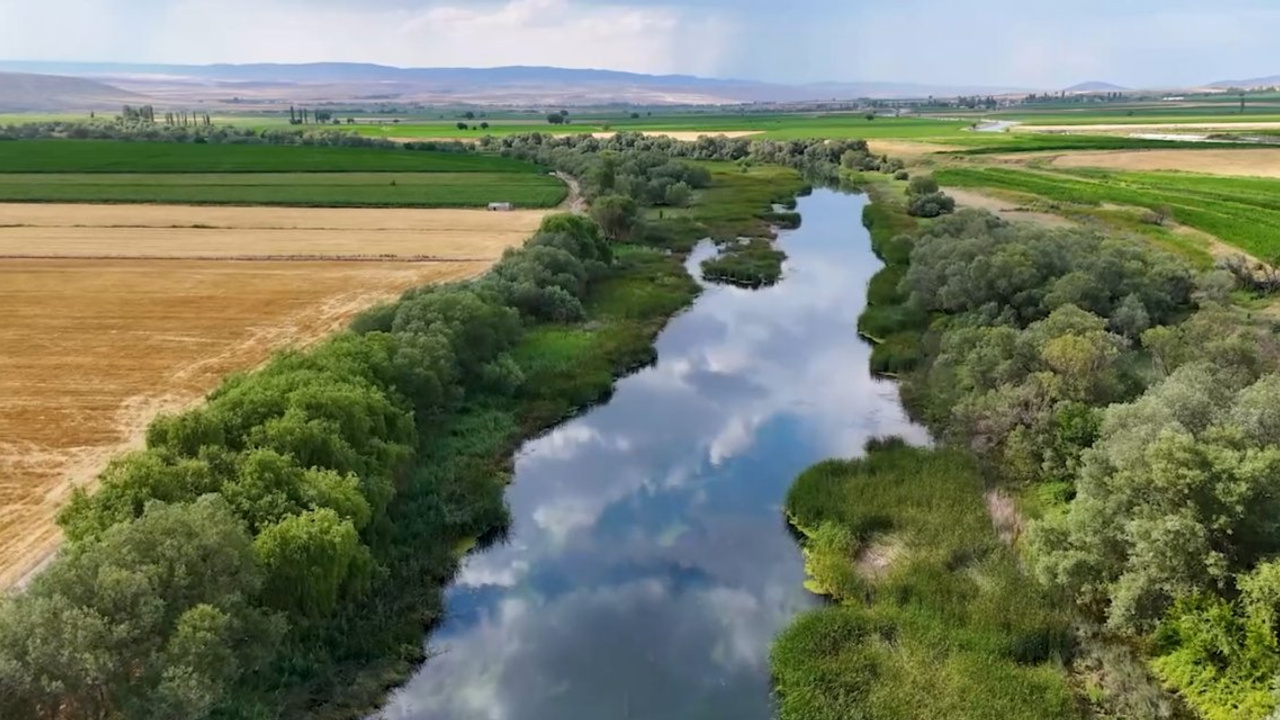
[0,61,1030,106]
[1210,75,1280,89]
[1063,81,1129,93]
[0,72,148,112]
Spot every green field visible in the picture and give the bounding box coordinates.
[0,138,566,207]
[0,172,566,207]
[936,165,1280,258]
[0,139,542,173]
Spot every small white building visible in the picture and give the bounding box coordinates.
[488,202,514,211]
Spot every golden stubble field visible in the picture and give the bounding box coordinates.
[0,203,545,588]
[1046,148,1280,178]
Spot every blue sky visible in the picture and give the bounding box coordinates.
[1,0,1277,88]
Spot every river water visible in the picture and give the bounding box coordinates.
[375,189,927,720]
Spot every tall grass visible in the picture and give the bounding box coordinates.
[774,441,1079,720]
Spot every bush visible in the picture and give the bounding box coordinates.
[907,191,956,218]
[894,169,910,181]
[908,174,940,196]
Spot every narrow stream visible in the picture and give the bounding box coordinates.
[376,189,928,720]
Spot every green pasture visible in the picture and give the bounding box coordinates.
[936,164,1280,259]
[0,171,566,208]
[0,139,544,173]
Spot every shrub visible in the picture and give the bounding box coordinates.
[907,191,956,218]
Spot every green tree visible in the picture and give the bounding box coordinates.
[590,194,640,241]
[664,181,694,208]
[0,497,277,720]
[254,509,371,621]
[907,174,940,196]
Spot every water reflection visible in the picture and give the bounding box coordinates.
[376,189,928,720]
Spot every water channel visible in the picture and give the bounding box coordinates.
[376,188,928,720]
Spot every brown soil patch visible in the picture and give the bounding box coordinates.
[1048,149,1280,178]
[867,140,962,158]
[986,490,1024,547]
[855,536,903,581]
[0,205,537,589]
[944,187,1077,228]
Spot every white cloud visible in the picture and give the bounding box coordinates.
[0,0,736,77]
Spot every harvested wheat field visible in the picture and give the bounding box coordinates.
[0,204,541,588]
[1049,148,1280,178]
[0,203,547,259]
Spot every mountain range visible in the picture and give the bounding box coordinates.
[0,61,1031,109]
[1,61,1276,112]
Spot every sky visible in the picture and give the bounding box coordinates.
[1,0,1279,88]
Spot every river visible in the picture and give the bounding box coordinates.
[374,188,928,720]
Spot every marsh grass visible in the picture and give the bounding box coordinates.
[774,441,1079,720]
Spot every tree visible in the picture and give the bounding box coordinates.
[907,174,940,196]
[0,497,278,720]
[630,112,641,119]
[463,111,475,120]
[547,113,566,125]
[907,191,955,218]
[254,509,371,621]
[480,121,490,130]
[664,180,693,208]
[1031,365,1280,633]
[590,194,640,241]
[457,122,469,130]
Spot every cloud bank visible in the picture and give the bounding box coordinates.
[2,0,1280,88]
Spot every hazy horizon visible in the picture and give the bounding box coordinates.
[2,0,1279,89]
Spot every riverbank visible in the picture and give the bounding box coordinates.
[771,169,1274,718]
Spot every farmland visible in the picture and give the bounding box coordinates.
[0,201,548,589]
[0,140,565,208]
[0,172,565,207]
[935,164,1280,260]
[0,140,539,173]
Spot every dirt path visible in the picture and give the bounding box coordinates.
[944,187,1077,228]
[555,172,586,214]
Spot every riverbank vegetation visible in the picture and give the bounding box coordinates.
[775,440,1078,720]
[776,165,1280,717]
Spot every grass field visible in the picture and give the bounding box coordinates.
[0,172,566,208]
[936,164,1280,259]
[0,140,566,208]
[0,140,542,173]
[0,204,545,589]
